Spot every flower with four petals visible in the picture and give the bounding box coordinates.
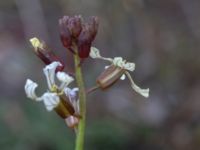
[25,61,80,128]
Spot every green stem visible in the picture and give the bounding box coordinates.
[74,49,86,150]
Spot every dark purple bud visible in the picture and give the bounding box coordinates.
[78,16,99,58]
[59,16,72,49]
[78,35,92,58]
[88,16,99,40]
[68,15,82,38]
[30,37,64,72]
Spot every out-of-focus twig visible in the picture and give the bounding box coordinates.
[15,0,49,41]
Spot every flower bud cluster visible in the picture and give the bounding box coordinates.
[59,15,98,58]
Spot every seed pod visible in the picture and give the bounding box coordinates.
[54,95,75,119]
[97,65,125,89]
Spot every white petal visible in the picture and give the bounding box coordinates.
[90,47,113,62]
[71,88,79,96]
[131,84,149,98]
[56,72,74,89]
[41,92,60,111]
[90,47,101,58]
[125,72,149,98]
[120,74,126,80]
[113,57,126,68]
[43,61,62,90]
[25,79,39,100]
[64,87,79,113]
[124,62,135,72]
[113,57,135,72]
[64,87,79,100]
[57,72,74,90]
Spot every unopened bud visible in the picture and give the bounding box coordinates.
[68,15,82,38]
[97,65,125,89]
[30,37,43,49]
[65,116,79,128]
[77,39,92,58]
[59,17,72,49]
[88,16,99,40]
[30,37,64,71]
[77,16,99,58]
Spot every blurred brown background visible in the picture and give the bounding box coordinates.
[0,0,200,150]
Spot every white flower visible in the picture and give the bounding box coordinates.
[90,48,135,72]
[89,47,149,98]
[24,61,77,111]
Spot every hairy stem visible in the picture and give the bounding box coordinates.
[74,48,86,150]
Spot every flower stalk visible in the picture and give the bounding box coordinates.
[73,46,87,150]
[25,15,149,150]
